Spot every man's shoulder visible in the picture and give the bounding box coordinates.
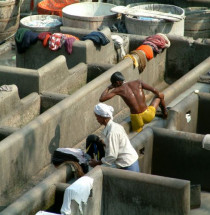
[109,121,125,133]
[127,80,140,85]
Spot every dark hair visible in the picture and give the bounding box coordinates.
[86,134,100,146]
[110,72,125,84]
[86,134,105,160]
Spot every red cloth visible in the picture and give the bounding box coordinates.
[49,33,66,50]
[144,35,166,49]
[43,33,52,47]
[38,32,52,40]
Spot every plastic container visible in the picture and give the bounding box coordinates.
[20,14,62,33]
[37,0,79,17]
[125,4,185,36]
[62,2,118,30]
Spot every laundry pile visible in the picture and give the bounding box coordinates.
[123,33,171,73]
[15,28,110,54]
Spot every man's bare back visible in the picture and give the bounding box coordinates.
[107,80,148,114]
[99,74,167,118]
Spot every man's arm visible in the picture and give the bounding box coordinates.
[141,81,162,98]
[99,85,118,102]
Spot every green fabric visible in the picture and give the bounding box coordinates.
[15,28,30,43]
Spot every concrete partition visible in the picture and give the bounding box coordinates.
[132,127,210,191]
[0,49,168,206]
[16,27,118,69]
[102,167,190,215]
[0,85,40,128]
[167,91,210,134]
[2,166,190,215]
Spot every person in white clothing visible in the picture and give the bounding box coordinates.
[89,103,140,172]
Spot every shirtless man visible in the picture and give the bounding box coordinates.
[99,71,168,132]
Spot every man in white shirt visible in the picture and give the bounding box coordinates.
[89,103,140,172]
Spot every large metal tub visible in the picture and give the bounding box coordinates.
[62,2,118,30]
[20,14,62,33]
[125,4,185,36]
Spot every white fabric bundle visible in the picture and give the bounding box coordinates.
[61,176,94,215]
[111,35,126,59]
[56,148,86,164]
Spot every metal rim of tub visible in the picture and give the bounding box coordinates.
[126,3,185,19]
[62,2,117,21]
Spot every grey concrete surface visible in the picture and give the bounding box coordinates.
[0,18,210,214]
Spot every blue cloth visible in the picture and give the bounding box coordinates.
[16,29,39,53]
[81,31,110,46]
[120,159,140,172]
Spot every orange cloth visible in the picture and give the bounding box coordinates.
[136,44,154,60]
[64,34,80,41]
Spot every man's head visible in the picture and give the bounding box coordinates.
[94,103,114,126]
[110,72,125,87]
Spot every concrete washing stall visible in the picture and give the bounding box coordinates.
[0,32,210,213]
[0,56,112,99]
[167,91,210,134]
[1,166,190,215]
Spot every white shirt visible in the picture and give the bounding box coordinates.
[101,120,138,168]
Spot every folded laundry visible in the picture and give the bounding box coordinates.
[123,54,139,68]
[136,44,154,60]
[81,31,110,46]
[130,50,147,73]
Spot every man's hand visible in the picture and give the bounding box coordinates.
[89,159,102,167]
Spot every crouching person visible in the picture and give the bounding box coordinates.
[89,103,140,172]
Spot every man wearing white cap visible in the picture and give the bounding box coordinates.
[89,103,140,172]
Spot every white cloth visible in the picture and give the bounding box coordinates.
[36,211,60,215]
[111,35,126,59]
[202,134,210,150]
[94,103,114,119]
[61,176,94,215]
[101,120,138,168]
[56,148,86,164]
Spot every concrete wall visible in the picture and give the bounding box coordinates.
[0,164,74,215]
[0,49,167,205]
[197,92,210,135]
[16,27,117,70]
[151,127,210,191]
[102,167,190,215]
[166,92,199,133]
[4,166,190,215]
[0,50,210,205]
[0,57,112,99]
[131,126,210,191]
[166,91,210,134]
[0,85,40,128]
